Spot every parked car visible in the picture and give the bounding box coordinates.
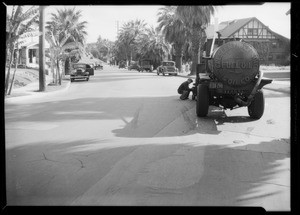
[70,63,94,82]
[128,63,140,71]
[157,61,178,76]
[119,61,126,69]
[95,61,103,70]
[140,59,153,72]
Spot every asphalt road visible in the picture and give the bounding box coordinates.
[5,66,290,209]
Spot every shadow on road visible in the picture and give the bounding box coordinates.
[6,96,221,138]
[5,137,290,207]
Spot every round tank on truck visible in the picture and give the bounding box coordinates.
[210,41,260,87]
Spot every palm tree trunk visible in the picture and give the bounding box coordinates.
[51,58,56,84]
[57,60,61,85]
[174,43,183,72]
[190,28,201,75]
[55,59,59,85]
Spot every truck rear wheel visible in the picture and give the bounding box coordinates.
[248,90,265,119]
[196,84,209,117]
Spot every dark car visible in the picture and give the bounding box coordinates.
[140,59,153,72]
[70,63,94,82]
[119,61,126,69]
[157,61,178,76]
[95,62,103,70]
[128,63,140,71]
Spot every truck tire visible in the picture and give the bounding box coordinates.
[248,90,265,119]
[196,84,209,117]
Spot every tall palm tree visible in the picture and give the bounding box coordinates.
[49,7,88,45]
[157,6,188,72]
[176,6,216,75]
[137,26,170,69]
[46,7,87,85]
[118,19,147,64]
[5,6,39,95]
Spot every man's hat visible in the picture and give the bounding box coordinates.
[187,78,193,82]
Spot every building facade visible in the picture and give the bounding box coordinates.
[205,17,290,65]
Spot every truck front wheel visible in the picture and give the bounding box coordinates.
[196,84,209,117]
[248,90,265,119]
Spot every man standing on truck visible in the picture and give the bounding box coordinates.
[177,78,194,100]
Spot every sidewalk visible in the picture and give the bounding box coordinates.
[5,75,71,102]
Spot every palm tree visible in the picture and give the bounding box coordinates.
[176,6,216,75]
[157,6,188,72]
[118,19,147,64]
[5,6,39,95]
[136,26,171,69]
[46,7,87,85]
[49,7,88,45]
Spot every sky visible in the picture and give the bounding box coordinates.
[6,3,291,43]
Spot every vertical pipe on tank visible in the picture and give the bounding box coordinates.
[209,18,219,57]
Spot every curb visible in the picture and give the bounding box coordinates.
[5,80,71,102]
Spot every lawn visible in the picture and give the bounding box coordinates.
[5,68,40,88]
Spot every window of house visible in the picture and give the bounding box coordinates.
[272,42,277,48]
[253,29,258,35]
[248,28,253,35]
[276,55,281,59]
[268,54,273,60]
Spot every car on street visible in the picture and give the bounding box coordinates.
[119,61,126,69]
[95,61,103,70]
[128,62,141,71]
[140,59,153,72]
[70,63,94,82]
[157,61,178,76]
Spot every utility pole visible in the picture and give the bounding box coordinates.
[39,5,46,91]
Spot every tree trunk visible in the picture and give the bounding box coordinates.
[55,59,59,85]
[174,43,183,72]
[5,45,15,95]
[8,47,19,95]
[57,60,61,85]
[51,58,56,84]
[190,28,201,75]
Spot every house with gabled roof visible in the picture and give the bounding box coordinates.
[204,17,290,65]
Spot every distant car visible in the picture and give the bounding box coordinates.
[140,59,153,72]
[70,63,94,82]
[119,61,126,69]
[128,63,140,71]
[95,62,103,70]
[157,61,178,76]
